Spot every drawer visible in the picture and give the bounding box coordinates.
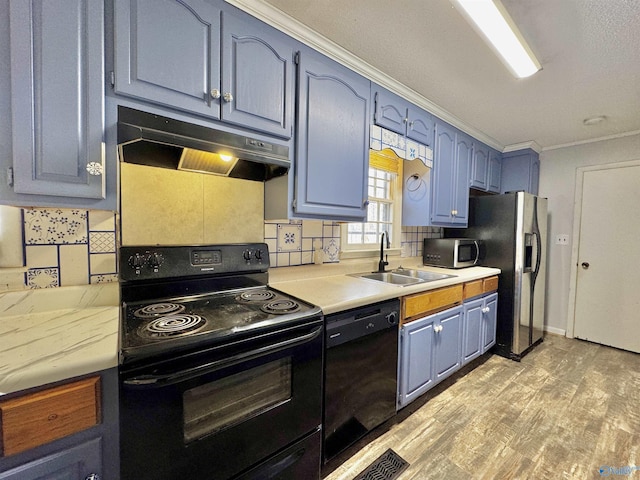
[402,284,463,322]
[483,276,499,293]
[463,276,499,300]
[463,280,483,300]
[0,376,100,456]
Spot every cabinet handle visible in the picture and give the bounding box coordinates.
[403,117,408,124]
[434,325,443,333]
[223,92,234,103]
[451,209,458,216]
[482,307,490,313]
[210,89,221,99]
[363,200,370,208]
[85,475,100,480]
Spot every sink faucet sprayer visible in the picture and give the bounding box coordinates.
[378,231,390,272]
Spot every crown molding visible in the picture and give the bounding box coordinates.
[225,0,504,151]
[503,141,542,154]
[542,129,640,152]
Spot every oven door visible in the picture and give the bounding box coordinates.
[119,319,323,480]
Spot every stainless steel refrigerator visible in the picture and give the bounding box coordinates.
[447,191,547,360]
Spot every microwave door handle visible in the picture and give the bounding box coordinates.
[123,325,323,387]
[473,240,480,264]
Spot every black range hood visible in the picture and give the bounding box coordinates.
[117,106,290,182]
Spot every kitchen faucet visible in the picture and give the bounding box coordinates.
[378,231,390,272]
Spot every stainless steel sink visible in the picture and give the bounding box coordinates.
[390,268,457,282]
[350,268,456,286]
[350,272,425,286]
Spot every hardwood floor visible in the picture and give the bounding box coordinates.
[323,334,640,479]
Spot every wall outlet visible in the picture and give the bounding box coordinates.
[555,234,569,245]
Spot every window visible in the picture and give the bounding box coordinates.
[341,149,403,257]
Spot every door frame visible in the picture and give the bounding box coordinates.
[566,159,640,338]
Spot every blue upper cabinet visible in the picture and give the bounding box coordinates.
[220,13,294,138]
[371,84,434,147]
[487,148,502,193]
[114,0,294,138]
[501,148,540,195]
[470,143,502,193]
[114,0,220,118]
[294,48,370,221]
[8,0,106,201]
[470,142,489,190]
[431,121,470,226]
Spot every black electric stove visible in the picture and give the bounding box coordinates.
[118,244,324,480]
[119,243,321,365]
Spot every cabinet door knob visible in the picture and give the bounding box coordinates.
[581,262,590,269]
[85,475,100,480]
[210,89,221,99]
[223,92,234,103]
[482,307,490,313]
[86,162,103,176]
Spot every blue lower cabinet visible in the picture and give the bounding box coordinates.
[462,292,498,366]
[462,297,484,364]
[481,293,498,352]
[398,305,463,408]
[0,439,102,480]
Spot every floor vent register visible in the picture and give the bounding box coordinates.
[353,448,409,480]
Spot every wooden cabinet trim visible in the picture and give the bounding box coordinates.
[402,284,463,323]
[0,377,100,457]
[483,276,499,293]
[463,280,483,300]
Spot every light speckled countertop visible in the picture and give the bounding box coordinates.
[269,257,501,315]
[0,283,119,396]
[0,258,500,396]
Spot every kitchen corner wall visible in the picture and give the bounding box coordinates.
[0,206,118,290]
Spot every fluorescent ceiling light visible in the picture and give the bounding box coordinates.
[453,0,541,78]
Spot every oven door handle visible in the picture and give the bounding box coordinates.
[123,325,323,387]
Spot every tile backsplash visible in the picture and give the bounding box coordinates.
[265,220,341,267]
[401,226,442,257]
[264,220,441,268]
[1,207,118,289]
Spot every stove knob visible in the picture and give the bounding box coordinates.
[147,252,164,272]
[128,253,146,274]
[243,249,253,262]
[254,249,263,262]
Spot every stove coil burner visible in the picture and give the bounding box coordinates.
[238,290,276,302]
[261,299,300,315]
[134,303,186,318]
[140,314,207,338]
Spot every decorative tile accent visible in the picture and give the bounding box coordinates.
[277,224,302,252]
[323,238,340,262]
[265,220,341,267]
[24,209,88,245]
[91,274,119,284]
[16,208,119,290]
[27,268,59,289]
[371,126,433,168]
[89,232,116,253]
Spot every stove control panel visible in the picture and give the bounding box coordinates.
[120,244,270,281]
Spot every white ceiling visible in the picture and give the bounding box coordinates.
[234,0,640,151]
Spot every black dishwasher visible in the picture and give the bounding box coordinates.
[323,299,399,461]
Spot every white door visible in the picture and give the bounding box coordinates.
[573,163,640,353]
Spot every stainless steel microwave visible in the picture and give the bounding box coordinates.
[423,238,483,269]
